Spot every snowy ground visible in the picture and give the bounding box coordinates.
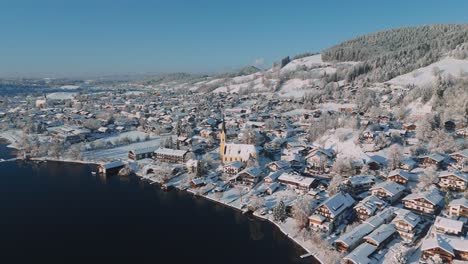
[81,137,163,162]
[0,129,23,148]
[387,57,468,87]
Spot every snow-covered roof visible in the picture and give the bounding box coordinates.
[347,175,376,186]
[154,148,188,157]
[343,243,377,264]
[237,167,263,178]
[402,189,444,206]
[278,172,315,187]
[336,223,375,248]
[354,195,386,214]
[438,170,468,182]
[449,197,468,208]
[370,181,405,196]
[363,224,396,245]
[100,160,125,169]
[421,234,468,255]
[318,193,355,218]
[131,146,158,155]
[434,216,464,233]
[223,143,257,161]
[393,209,421,228]
[388,169,412,180]
[364,207,396,228]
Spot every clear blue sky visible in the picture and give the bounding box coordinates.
[1,0,467,77]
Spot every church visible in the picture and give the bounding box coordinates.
[219,118,258,163]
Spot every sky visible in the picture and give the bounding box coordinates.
[0,0,467,77]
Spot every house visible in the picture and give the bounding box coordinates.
[343,243,377,264]
[402,189,444,215]
[344,175,376,194]
[232,167,263,186]
[370,181,406,203]
[264,170,285,185]
[417,153,446,168]
[128,146,157,161]
[335,223,375,252]
[305,148,334,173]
[266,182,280,195]
[354,195,387,221]
[363,224,396,249]
[450,149,468,171]
[98,160,125,175]
[438,170,468,191]
[278,172,315,192]
[434,216,464,235]
[400,158,417,171]
[387,170,413,185]
[392,209,422,242]
[266,160,291,172]
[154,148,189,163]
[223,161,245,175]
[447,197,468,217]
[335,208,395,253]
[421,233,468,263]
[309,193,355,232]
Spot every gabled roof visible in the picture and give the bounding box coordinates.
[449,197,468,208]
[450,149,468,159]
[363,224,396,245]
[420,234,468,256]
[354,195,387,214]
[393,209,421,228]
[438,170,468,182]
[370,181,405,196]
[318,193,355,218]
[336,223,374,248]
[237,167,263,178]
[388,169,412,180]
[343,243,377,264]
[434,216,464,232]
[402,189,444,206]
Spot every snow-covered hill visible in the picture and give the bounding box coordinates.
[387,57,468,87]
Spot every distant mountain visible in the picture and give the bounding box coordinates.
[322,24,468,82]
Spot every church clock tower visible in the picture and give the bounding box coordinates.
[219,116,226,162]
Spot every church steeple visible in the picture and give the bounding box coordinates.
[220,115,226,163]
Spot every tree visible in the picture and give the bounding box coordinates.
[416,166,438,191]
[328,174,344,195]
[273,200,287,222]
[332,157,354,176]
[388,144,403,170]
[249,196,266,212]
[291,197,313,231]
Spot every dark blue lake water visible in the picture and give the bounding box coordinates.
[0,157,316,264]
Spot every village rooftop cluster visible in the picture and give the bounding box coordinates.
[0,71,467,264]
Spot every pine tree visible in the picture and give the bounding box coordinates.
[273,200,287,222]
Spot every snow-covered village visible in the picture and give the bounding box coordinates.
[1,3,468,264]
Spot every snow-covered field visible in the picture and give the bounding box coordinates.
[387,57,468,87]
[81,137,162,161]
[281,54,325,73]
[46,92,76,100]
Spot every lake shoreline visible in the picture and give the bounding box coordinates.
[0,138,321,263]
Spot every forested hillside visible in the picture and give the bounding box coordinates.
[322,24,468,82]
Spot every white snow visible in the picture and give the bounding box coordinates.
[387,57,468,87]
[281,54,325,73]
[46,92,76,100]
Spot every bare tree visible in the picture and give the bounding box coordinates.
[388,144,403,170]
[291,197,313,231]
